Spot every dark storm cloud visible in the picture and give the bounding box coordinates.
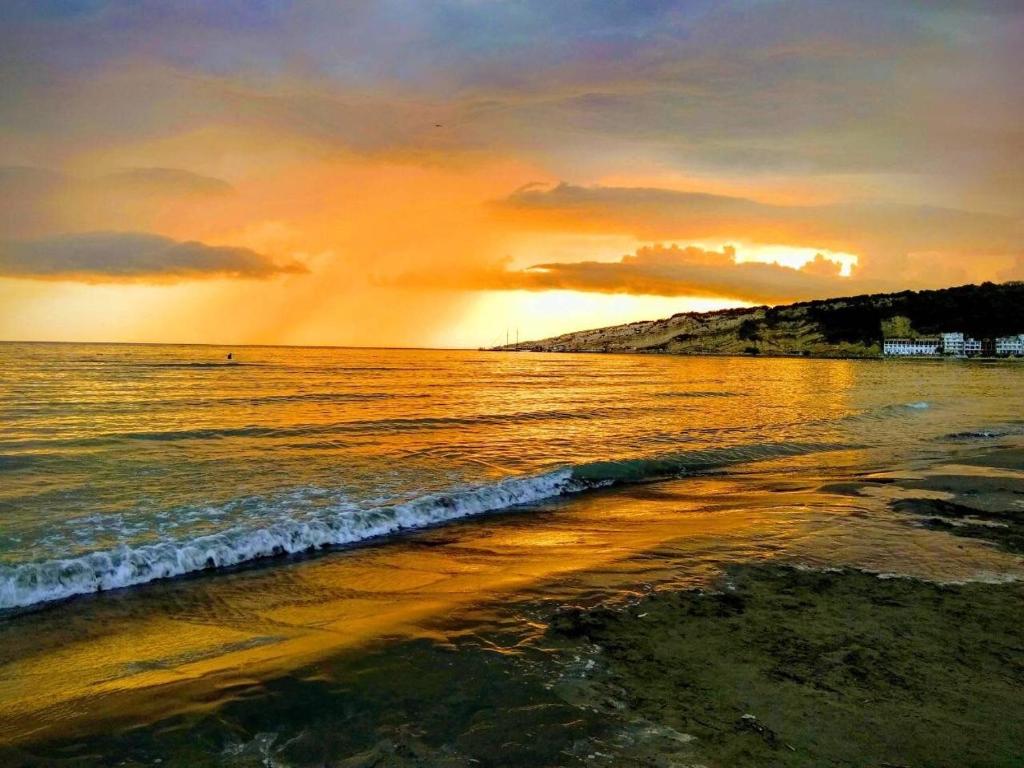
[0,232,306,281]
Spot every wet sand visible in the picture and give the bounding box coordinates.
[543,445,1024,767]
[549,566,1024,767]
[2,445,1023,766]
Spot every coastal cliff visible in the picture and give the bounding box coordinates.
[494,281,1024,358]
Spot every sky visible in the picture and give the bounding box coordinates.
[0,1,1021,347]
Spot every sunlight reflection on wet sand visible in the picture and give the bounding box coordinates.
[2,449,1020,746]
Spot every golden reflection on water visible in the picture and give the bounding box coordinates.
[2,451,1022,746]
[2,347,1023,748]
[0,480,732,742]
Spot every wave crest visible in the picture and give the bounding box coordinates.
[0,470,578,611]
[0,440,843,611]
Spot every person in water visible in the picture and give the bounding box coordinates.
[226,352,233,360]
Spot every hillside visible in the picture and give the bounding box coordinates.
[493,282,1024,358]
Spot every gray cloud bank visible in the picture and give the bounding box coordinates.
[395,244,895,305]
[0,232,305,281]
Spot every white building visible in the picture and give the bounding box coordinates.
[889,331,1023,358]
[941,332,965,356]
[883,337,941,356]
[995,334,1024,356]
[941,331,984,357]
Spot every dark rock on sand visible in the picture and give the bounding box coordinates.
[884,447,1024,554]
[892,496,1024,554]
[548,564,1024,767]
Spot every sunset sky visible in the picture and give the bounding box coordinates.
[1,1,1021,347]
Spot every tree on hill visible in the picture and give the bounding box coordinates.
[881,316,915,338]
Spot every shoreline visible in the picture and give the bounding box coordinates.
[540,444,1024,767]
[3,444,1023,766]
[487,347,1024,362]
[485,282,1024,361]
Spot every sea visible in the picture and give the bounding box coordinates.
[0,342,1021,763]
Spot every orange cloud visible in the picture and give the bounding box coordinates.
[0,165,238,239]
[0,0,1020,347]
[501,184,1020,254]
[391,243,883,304]
[497,183,1024,286]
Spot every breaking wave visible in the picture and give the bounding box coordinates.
[0,441,842,612]
[0,471,578,611]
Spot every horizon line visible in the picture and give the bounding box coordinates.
[0,339,481,351]
[4,281,1014,352]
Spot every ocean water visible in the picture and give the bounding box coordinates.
[1,343,1023,759]
[0,342,1020,610]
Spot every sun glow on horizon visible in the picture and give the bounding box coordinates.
[0,2,1019,346]
[446,290,751,349]
[731,244,858,276]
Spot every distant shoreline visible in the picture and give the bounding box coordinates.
[489,282,1024,359]
[487,347,1023,362]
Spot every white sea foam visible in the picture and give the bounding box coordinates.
[0,440,843,611]
[0,469,580,611]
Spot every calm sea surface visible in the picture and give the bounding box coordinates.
[0,343,1022,758]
